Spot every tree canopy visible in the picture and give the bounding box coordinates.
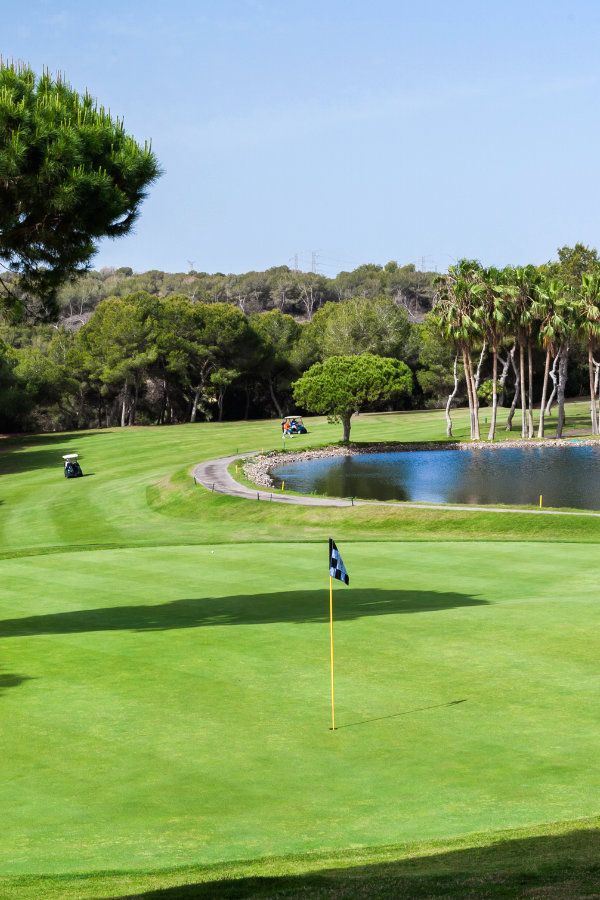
[293,353,413,441]
[47,261,438,325]
[299,296,411,366]
[251,310,301,417]
[0,62,160,319]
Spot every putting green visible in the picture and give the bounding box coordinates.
[2,539,600,875]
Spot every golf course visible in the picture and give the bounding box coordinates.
[2,403,600,897]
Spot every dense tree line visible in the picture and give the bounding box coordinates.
[1,245,599,435]
[0,293,419,431]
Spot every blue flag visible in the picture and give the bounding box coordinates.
[329,538,349,586]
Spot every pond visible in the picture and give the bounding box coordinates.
[270,446,600,510]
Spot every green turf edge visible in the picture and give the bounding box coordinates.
[2,815,599,899]
[148,474,600,544]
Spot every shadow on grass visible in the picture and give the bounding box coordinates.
[0,670,33,695]
[0,431,106,476]
[124,828,600,899]
[337,698,468,729]
[0,589,487,638]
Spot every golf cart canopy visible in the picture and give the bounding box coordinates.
[62,454,79,461]
[283,416,304,422]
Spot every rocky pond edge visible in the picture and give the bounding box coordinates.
[243,438,600,489]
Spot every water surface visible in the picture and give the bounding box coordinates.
[271,446,600,509]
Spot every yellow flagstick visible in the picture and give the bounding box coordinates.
[329,574,336,731]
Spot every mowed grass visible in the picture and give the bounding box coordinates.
[2,402,600,897]
[2,401,600,556]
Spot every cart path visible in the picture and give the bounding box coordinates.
[192,453,600,518]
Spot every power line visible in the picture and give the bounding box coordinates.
[318,253,365,267]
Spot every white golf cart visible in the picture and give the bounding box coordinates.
[63,453,83,478]
[281,415,308,436]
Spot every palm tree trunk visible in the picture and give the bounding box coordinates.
[519,339,527,438]
[488,345,498,441]
[506,348,520,431]
[466,350,480,440]
[462,347,475,439]
[537,349,552,439]
[474,342,487,391]
[588,344,598,435]
[546,354,559,416]
[527,340,534,438]
[556,346,569,438]
[445,355,459,438]
[498,345,514,407]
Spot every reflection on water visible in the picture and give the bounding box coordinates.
[271,447,600,509]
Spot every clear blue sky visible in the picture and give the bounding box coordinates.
[5,0,600,274]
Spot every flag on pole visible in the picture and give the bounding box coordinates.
[329,538,349,586]
[328,538,348,731]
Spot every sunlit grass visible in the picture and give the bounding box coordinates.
[1,401,599,897]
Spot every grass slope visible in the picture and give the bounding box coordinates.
[1,818,599,898]
[1,402,600,896]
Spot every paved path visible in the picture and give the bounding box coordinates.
[193,454,354,507]
[192,454,600,518]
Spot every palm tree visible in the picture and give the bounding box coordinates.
[480,266,511,441]
[554,289,576,439]
[505,344,521,432]
[532,277,569,438]
[507,266,539,438]
[577,270,600,435]
[434,260,485,440]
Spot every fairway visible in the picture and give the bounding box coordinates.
[2,406,600,894]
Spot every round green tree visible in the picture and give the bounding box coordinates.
[292,353,413,441]
[0,62,160,318]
